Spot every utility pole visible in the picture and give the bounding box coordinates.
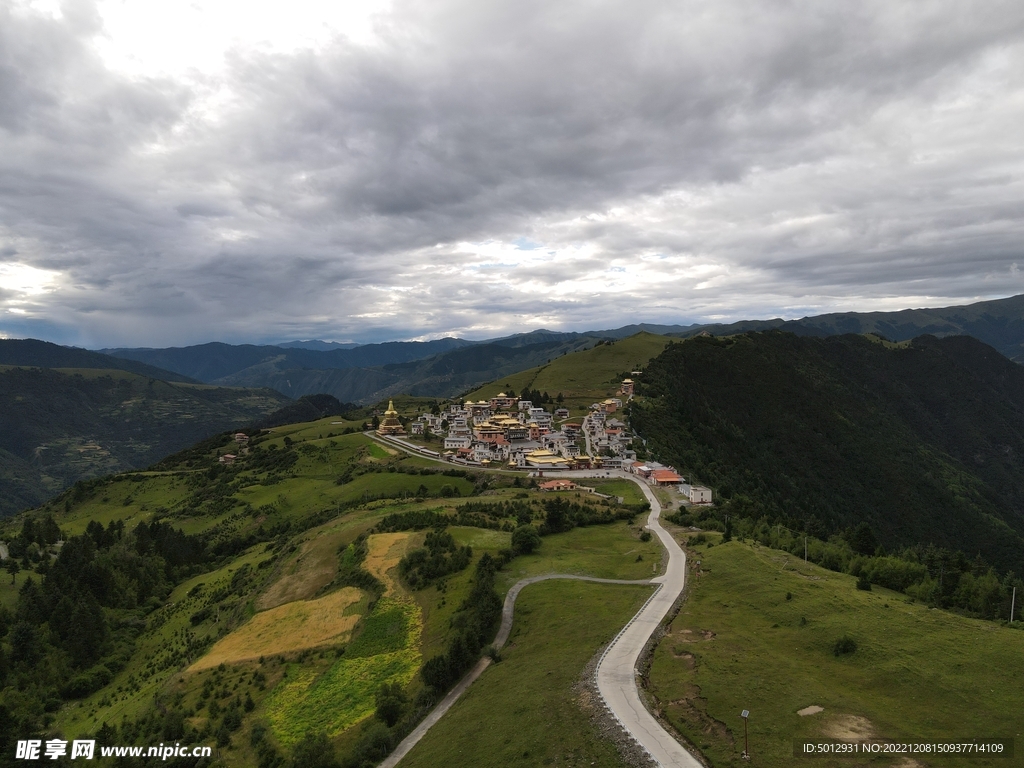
[804,537,807,561]
[1012,586,1016,624]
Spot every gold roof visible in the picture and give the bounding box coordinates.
[385,400,398,415]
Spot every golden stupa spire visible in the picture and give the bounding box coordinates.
[377,399,406,436]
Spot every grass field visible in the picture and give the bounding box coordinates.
[189,587,364,671]
[364,532,416,594]
[648,534,1024,768]
[576,479,647,505]
[466,332,671,414]
[258,517,376,610]
[498,520,664,589]
[401,578,655,768]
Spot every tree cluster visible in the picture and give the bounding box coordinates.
[420,554,503,693]
[398,529,472,589]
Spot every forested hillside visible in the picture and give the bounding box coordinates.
[0,367,289,515]
[630,332,1024,573]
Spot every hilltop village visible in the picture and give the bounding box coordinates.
[373,378,713,503]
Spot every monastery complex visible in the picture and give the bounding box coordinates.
[378,380,712,504]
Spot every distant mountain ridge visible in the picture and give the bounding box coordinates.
[275,340,362,350]
[0,338,198,383]
[78,293,1024,405]
[100,337,475,381]
[665,294,1024,363]
[209,338,597,404]
[100,332,605,405]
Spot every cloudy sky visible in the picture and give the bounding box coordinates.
[2,0,1023,347]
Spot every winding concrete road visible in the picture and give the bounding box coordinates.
[370,437,702,767]
[380,573,654,768]
[581,471,703,767]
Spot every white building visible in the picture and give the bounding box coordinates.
[444,435,472,450]
[689,486,713,504]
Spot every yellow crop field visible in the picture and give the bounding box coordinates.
[364,532,415,594]
[264,597,423,745]
[189,587,363,671]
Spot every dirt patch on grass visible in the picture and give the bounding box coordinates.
[665,695,731,745]
[189,587,363,671]
[797,705,823,716]
[671,650,696,668]
[364,532,415,595]
[823,714,876,740]
[258,529,348,611]
[674,628,715,644]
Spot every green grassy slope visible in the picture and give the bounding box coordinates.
[402,579,654,768]
[649,531,1024,768]
[1,411,654,767]
[466,331,670,415]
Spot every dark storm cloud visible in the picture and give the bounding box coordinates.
[1,0,1024,345]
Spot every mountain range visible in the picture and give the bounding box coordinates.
[89,293,1024,407]
[658,293,1024,362]
[4,292,1024,516]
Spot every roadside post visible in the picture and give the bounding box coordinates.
[740,709,750,760]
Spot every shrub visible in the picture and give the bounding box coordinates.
[291,731,340,768]
[511,525,541,556]
[832,635,857,656]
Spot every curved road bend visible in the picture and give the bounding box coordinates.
[573,471,703,768]
[380,573,654,768]
[369,446,702,767]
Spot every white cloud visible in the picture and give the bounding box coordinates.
[0,261,62,296]
[1,0,1023,346]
